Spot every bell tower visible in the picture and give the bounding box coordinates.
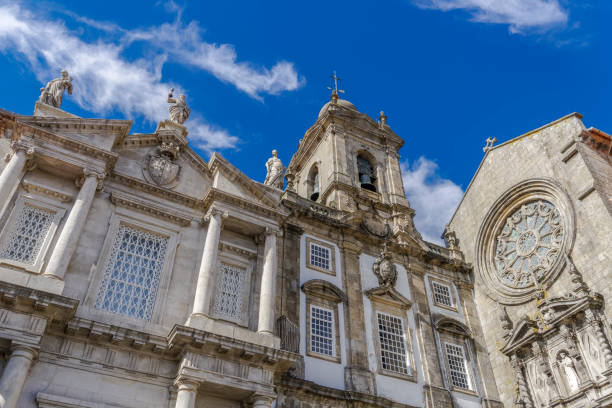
[285,81,420,243]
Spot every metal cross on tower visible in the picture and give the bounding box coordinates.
[328,71,345,96]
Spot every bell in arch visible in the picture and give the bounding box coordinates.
[310,170,320,201]
[357,156,376,192]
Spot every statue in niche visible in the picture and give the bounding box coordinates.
[264,150,285,189]
[558,351,580,393]
[167,88,190,125]
[39,69,73,108]
[373,243,397,288]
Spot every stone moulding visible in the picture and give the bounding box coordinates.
[476,178,576,305]
[109,191,193,226]
[22,180,72,203]
[202,188,286,221]
[0,281,78,320]
[109,172,201,208]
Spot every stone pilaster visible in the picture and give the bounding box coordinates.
[43,168,104,280]
[190,207,225,318]
[174,380,198,408]
[258,228,279,335]
[0,344,38,408]
[250,395,275,408]
[0,142,34,217]
[340,236,375,394]
[279,223,303,325]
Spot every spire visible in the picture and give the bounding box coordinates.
[327,70,345,103]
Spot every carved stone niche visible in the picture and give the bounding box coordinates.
[500,292,612,407]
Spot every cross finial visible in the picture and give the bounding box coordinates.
[483,137,497,153]
[327,71,345,98]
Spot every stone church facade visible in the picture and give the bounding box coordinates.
[448,114,612,408]
[0,72,607,408]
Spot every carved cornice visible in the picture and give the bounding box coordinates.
[202,188,286,221]
[218,241,258,259]
[109,191,193,226]
[110,172,201,208]
[20,116,132,144]
[22,181,72,202]
[0,281,78,321]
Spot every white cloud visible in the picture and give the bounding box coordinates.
[401,157,464,244]
[412,0,568,33]
[0,3,301,152]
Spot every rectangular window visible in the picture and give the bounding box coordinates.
[445,343,471,390]
[432,281,453,307]
[377,312,410,375]
[310,305,334,356]
[0,204,55,265]
[310,243,331,271]
[213,263,246,321]
[95,225,169,321]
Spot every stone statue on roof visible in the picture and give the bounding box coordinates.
[38,69,73,108]
[167,88,190,125]
[264,150,285,189]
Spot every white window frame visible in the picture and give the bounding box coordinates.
[375,311,412,378]
[444,341,473,391]
[211,252,252,327]
[429,277,458,312]
[84,207,180,327]
[0,193,67,273]
[305,237,335,275]
[309,304,336,357]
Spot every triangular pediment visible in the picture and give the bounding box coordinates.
[365,286,412,309]
[501,317,538,354]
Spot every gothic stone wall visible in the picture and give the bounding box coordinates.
[448,114,612,405]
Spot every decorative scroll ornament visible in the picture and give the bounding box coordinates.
[145,142,180,187]
[494,200,564,289]
[373,243,397,288]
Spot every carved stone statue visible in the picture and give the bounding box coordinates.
[38,70,73,108]
[264,150,285,189]
[558,351,580,393]
[167,89,190,125]
[373,244,397,288]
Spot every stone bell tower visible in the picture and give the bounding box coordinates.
[285,84,419,243]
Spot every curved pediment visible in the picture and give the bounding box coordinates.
[301,279,346,303]
[433,315,472,337]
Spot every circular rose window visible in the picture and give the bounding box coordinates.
[494,200,563,288]
[476,179,574,304]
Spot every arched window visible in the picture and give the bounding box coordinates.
[357,155,377,192]
[307,165,320,201]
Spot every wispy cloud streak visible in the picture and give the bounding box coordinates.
[412,0,568,33]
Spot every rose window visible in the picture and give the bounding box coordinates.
[494,200,564,288]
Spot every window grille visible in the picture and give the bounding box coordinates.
[213,263,246,321]
[95,225,168,321]
[445,343,471,389]
[310,243,331,270]
[377,312,410,375]
[432,281,453,307]
[310,305,334,356]
[0,204,54,265]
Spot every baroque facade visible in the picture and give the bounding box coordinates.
[448,114,612,407]
[0,71,544,408]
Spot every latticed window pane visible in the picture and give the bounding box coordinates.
[433,282,453,307]
[445,343,470,389]
[310,243,330,270]
[0,204,54,265]
[95,225,168,321]
[310,306,334,356]
[213,263,246,321]
[377,312,410,375]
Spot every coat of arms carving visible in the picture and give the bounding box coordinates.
[373,243,397,288]
[143,142,181,187]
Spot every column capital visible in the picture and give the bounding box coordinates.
[10,343,39,360]
[10,141,34,156]
[202,207,228,224]
[76,168,106,190]
[340,237,363,254]
[174,378,199,392]
[249,394,276,407]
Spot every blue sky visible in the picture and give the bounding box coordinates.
[0,0,607,243]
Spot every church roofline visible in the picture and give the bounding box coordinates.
[447,112,585,227]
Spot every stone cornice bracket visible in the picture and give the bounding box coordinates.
[201,207,228,225]
[340,237,363,255]
[76,168,106,190]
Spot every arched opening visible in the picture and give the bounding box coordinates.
[357,154,377,192]
[307,165,320,201]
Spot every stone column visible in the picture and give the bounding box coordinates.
[258,228,278,335]
[251,395,275,408]
[0,344,38,408]
[0,143,34,217]
[340,236,375,394]
[174,380,198,408]
[43,169,104,280]
[191,208,225,317]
